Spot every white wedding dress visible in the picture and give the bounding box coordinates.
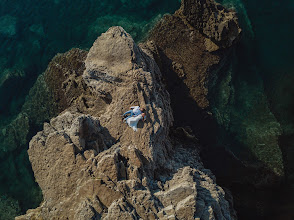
[126,114,143,132]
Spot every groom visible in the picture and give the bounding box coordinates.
[122,106,145,122]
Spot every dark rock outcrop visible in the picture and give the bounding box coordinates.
[148,0,283,218]
[148,0,282,181]
[147,0,241,150]
[148,0,241,111]
[180,0,241,48]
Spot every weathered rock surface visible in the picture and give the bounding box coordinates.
[0,48,101,157]
[146,0,241,159]
[16,27,236,220]
[180,0,241,48]
[149,0,241,112]
[148,0,283,182]
[42,48,107,117]
[148,0,282,218]
[1,47,107,154]
[83,26,173,167]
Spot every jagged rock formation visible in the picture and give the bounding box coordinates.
[42,48,106,116]
[0,48,107,154]
[147,0,242,174]
[149,0,241,111]
[148,0,282,180]
[0,48,101,158]
[180,0,241,48]
[16,26,236,220]
[148,0,283,217]
[0,48,110,220]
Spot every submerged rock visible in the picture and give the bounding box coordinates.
[0,113,29,154]
[0,15,17,37]
[29,24,45,37]
[17,27,236,220]
[0,196,21,219]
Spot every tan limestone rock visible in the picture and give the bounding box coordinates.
[18,26,236,220]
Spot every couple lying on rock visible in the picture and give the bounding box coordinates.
[122,106,146,132]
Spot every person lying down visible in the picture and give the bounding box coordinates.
[122,106,145,122]
[126,113,146,132]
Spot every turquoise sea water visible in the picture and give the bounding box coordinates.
[0,0,180,219]
[217,0,294,180]
[214,0,294,218]
[1,0,294,219]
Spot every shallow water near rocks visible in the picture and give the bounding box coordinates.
[213,0,294,219]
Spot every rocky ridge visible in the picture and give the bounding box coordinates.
[16,0,243,219]
[16,26,236,220]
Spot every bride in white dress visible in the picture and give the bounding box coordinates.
[126,113,146,132]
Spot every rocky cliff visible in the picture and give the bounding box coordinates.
[149,0,240,111]
[148,0,283,217]
[16,0,242,219]
[16,26,236,220]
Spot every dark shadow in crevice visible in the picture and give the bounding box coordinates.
[152,46,285,220]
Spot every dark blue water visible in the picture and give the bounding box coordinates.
[0,0,180,219]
